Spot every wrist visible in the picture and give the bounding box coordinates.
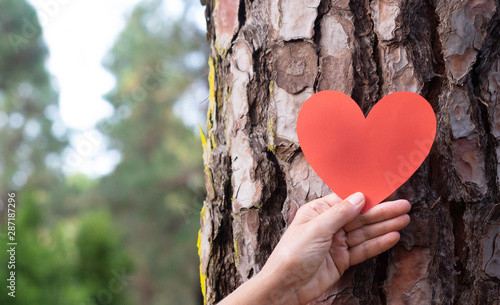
[218,267,300,305]
[253,265,300,305]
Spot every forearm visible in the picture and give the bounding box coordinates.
[218,269,300,305]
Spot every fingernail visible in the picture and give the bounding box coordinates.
[346,192,364,206]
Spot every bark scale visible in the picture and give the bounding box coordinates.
[198,0,500,304]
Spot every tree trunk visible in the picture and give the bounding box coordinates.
[198,0,500,304]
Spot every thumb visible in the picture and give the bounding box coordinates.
[313,192,365,236]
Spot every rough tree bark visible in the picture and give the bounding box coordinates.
[198,0,500,304]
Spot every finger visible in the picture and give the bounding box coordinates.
[293,192,344,225]
[348,231,400,266]
[307,192,344,214]
[311,192,365,237]
[315,192,343,207]
[346,214,410,247]
[344,199,411,232]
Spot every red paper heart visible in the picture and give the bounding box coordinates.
[297,91,436,213]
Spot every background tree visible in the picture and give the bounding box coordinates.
[0,2,134,304]
[0,0,67,197]
[0,0,208,304]
[95,0,208,303]
[199,0,500,304]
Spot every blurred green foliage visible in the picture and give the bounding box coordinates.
[0,0,207,304]
[0,0,67,194]
[0,192,133,305]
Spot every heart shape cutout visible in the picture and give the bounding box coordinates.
[297,90,436,213]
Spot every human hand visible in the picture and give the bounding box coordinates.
[218,192,411,305]
[257,192,411,305]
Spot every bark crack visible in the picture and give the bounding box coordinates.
[256,149,287,266]
[239,0,247,30]
[210,153,238,303]
[369,3,384,113]
[350,0,379,113]
[449,199,467,302]
[472,10,500,202]
[313,0,330,47]
[375,251,390,304]
[422,0,445,112]
[312,0,330,91]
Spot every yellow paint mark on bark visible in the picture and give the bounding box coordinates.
[278,3,283,27]
[199,124,207,152]
[268,81,276,152]
[205,58,218,150]
[197,229,207,304]
[210,134,217,148]
[207,57,216,132]
[267,118,276,153]
[199,124,215,175]
[233,238,239,266]
[269,80,275,98]
[216,40,229,58]
[200,205,207,220]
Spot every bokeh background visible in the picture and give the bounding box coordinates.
[0,0,208,304]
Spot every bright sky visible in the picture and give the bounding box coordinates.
[27,0,206,177]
